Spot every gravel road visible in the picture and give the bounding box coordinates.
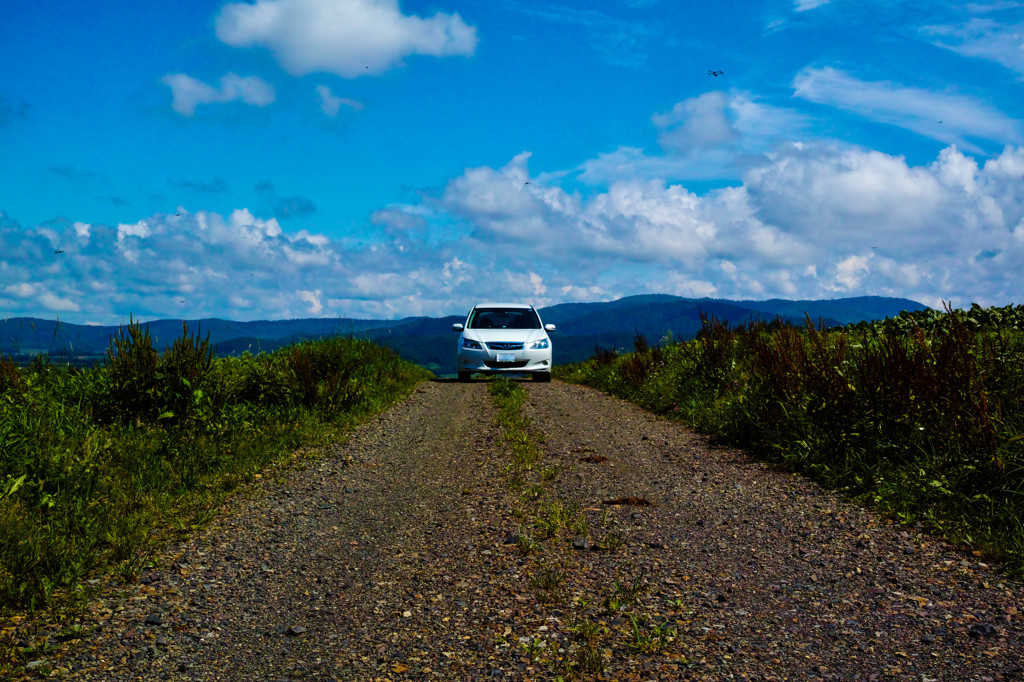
[21,379,1023,680]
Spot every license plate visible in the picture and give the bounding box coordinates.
[496,352,516,363]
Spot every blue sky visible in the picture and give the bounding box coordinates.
[2,0,1023,323]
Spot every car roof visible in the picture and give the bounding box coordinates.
[472,302,534,309]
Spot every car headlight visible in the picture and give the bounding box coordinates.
[527,338,549,350]
[462,338,482,350]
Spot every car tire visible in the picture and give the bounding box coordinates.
[532,372,551,383]
[458,371,472,383]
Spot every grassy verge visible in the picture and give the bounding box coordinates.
[554,304,1024,576]
[0,321,431,631]
[488,378,683,678]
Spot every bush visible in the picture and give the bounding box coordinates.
[157,322,213,425]
[99,317,160,424]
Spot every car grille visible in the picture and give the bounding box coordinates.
[486,342,524,350]
[485,360,529,369]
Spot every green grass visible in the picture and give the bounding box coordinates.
[555,304,1024,575]
[489,378,582,547]
[488,378,684,677]
[0,321,431,624]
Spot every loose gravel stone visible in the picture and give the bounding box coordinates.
[9,379,1023,681]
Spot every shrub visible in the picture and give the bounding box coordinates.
[99,317,160,424]
[157,322,212,425]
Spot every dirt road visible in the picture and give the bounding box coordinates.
[26,380,1024,680]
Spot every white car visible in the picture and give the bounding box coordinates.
[453,303,555,382]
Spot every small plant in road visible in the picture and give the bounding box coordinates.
[625,613,676,653]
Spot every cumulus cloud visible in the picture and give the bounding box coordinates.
[440,153,811,281]
[653,91,738,149]
[744,143,947,248]
[298,289,324,314]
[831,254,873,291]
[0,207,492,322]
[4,144,1024,323]
[654,90,808,154]
[793,66,1022,153]
[161,73,276,116]
[579,90,808,184]
[435,145,1024,307]
[215,0,478,77]
[315,85,364,116]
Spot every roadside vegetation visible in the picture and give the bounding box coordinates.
[555,303,1024,575]
[0,321,430,623]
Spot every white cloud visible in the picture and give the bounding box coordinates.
[117,220,150,242]
[744,143,947,248]
[216,0,478,78]
[435,145,1024,307]
[653,91,737,149]
[298,289,323,314]
[580,90,808,184]
[0,206,485,322]
[831,254,873,291]
[529,272,547,297]
[4,144,1024,323]
[922,18,1024,75]
[655,90,808,154]
[162,73,276,116]
[794,0,832,10]
[315,85,364,116]
[38,291,81,313]
[4,283,35,298]
[793,66,1022,153]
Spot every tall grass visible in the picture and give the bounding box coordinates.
[0,321,431,616]
[556,304,1024,574]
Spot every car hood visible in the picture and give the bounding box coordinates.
[463,328,548,343]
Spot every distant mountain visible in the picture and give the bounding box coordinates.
[2,295,929,374]
[728,296,928,326]
[0,316,417,358]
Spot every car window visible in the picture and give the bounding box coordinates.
[469,308,541,329]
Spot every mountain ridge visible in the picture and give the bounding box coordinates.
[2,295,929,373]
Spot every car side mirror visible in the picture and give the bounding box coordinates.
[545,324,556,332]
[452,323,464,332]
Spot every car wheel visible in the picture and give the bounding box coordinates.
[532,372,551,383]
[458,371,472,383]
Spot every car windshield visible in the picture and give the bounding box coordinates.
[468,308,541,330]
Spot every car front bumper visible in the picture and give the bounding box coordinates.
[457,348,552,373]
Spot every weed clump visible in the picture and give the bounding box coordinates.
[0,355,26,396]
